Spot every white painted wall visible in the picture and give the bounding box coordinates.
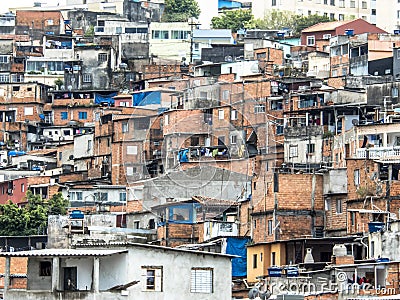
[64,258,93,291]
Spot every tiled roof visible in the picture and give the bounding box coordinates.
[302,20,353,33]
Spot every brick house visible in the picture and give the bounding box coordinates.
[301,19,387,51]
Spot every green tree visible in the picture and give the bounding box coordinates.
[84,25,94,37]
[211,9,254,32]
[48,192,69,215]
[292,14,332,35]
[251,10,332,35]
[162,0,201,22]
[0,191,69,236]
[251,10,296,31]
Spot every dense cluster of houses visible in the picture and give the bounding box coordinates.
[1,0,400,299]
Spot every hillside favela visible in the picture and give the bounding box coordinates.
[1,0,400,299]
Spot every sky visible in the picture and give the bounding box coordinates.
[0,0,66,13]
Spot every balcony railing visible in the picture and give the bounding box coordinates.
[356,147,400,160]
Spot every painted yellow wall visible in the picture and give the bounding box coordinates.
[247,243,286,283]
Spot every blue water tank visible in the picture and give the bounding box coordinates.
[69,210,84,219]
[268,267,282,277]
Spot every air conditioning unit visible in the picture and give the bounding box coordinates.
[323,34,331,40]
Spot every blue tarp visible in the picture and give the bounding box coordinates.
[94,93,117,105]
[8,151,26,157]
[178,149,189,162]
[133,91,161,106]
[226,237,249,277]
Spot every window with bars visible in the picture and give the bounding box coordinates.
[191,268,213,293]
[98,53,108,62]
[83,73,92,83]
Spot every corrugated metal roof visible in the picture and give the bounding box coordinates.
[0,249,127,257]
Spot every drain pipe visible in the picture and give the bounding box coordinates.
[356,236,369,259]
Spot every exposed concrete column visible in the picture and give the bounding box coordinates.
[383,132,388,147]
[4,256,10,294]
[306,112,309,126]
[93,257,100,293]
[320,111,324,126]
[52,257,60,292]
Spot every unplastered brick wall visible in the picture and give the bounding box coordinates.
[325,195,347,233]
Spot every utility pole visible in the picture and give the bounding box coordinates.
[188,18,200,64]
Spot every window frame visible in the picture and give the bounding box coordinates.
[190,267,213,294]
[141,266,163,292]
[307,35,315,46]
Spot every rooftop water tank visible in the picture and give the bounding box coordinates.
[333,244,347,257]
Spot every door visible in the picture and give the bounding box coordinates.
[63,267,77,291]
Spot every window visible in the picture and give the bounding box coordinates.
[324,0,328,3]
[354,169,360,186]
[126,166,136,176]
[330,0,335,5]
[119,192,127,202]
[271,252,276,265]
[11,74,23,83]
[338,14,344,20]
[152,30,169,39]
[231,110,238,120]
[95,192,108,202]
[218,109,224,120]
[350,0,355,7]
[78,112,87,120]
[336,198,343,214]
[268,220,273,235]
[272,0,276,5]
[47,19,53,25]
[339,0,344,7]
[362,1,367,8]
[21,183,24,193]
[0,74,10,83]
[68,191,83,201]
[134,221,140,229]
[307,143,315,154]
[230,135,237,144]
[330,13,335,20]
[61,112,68,120]
[351,212,355,226]
[222,90,229,100]
[253,254,257,268]
[87,140,92,151]
[0,55,8,63]
[122,122,129,133]
[254,104,265,113]
[191,268,213,293]
[83,74,91,83]
[289,145,298,158]
[59,152,62,160]
[24,107,33,116]
[98,53,108,62]
[127,145,138,155]
[307,35,315,46]
[141,267,162,291]
[171,30,189,39]
[39,261,52,276]
[371,9,376,15]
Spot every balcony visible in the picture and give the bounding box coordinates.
[356,147,400,161]
[203,221,238,242]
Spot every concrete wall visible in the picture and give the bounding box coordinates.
[323,169,348,195]
[74,134,94,159]
[135,166,251,209]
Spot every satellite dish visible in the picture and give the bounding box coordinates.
[224,55,233,62]
[352,119,359,126]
